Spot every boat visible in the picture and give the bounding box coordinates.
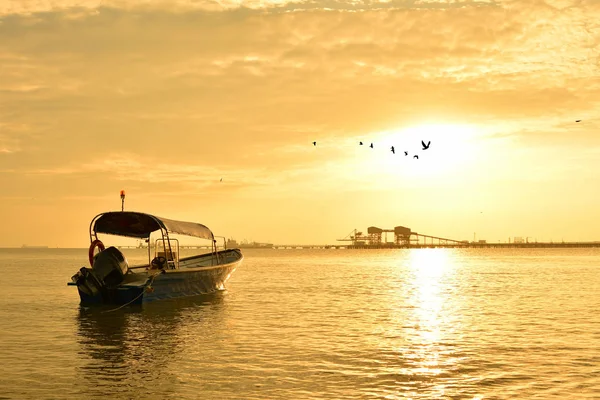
[68,211,243,306]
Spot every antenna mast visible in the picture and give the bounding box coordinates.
[120,190,126,211]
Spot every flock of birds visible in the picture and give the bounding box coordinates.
[309,120,586,159]
[219,120,585,181]
[312,140,431,159]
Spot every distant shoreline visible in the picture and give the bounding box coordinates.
[2,242,600,250]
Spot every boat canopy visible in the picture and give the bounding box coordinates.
[92,211,214,240]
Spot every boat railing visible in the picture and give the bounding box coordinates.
[155,238,179,269]
[213,236,228,265]
[214,236,227,250]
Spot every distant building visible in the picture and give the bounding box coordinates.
[226,238,273,249]
[514,237,524,244]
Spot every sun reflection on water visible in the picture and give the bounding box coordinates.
[407,249,454,376]
[366,249,487,398]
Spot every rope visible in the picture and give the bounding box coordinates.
[100,273,159,313]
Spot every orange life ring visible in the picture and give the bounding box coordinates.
[88,239,105,267]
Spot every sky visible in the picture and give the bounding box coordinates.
[0,0,599,247]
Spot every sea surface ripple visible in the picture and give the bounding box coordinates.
[0,247,599,399]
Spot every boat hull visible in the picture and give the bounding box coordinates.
[142,263,238,303]
[70,250,242,306]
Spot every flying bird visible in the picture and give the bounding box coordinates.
[413,155,419,159]
[359,141,363,145]
[391,146,395,154]
[220,178,223,182]
[404,151,408,156]
[370,143,374,149]
[576,120,581,122]
[422,141,431,150]
[313,141,316,146]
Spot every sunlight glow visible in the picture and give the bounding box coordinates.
[377,123,481,176]
[298,122,501,194]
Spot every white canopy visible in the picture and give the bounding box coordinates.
[91,211,214,240]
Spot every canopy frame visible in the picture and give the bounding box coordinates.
[89,211,218,269]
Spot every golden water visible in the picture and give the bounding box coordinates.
[0,248,599,399]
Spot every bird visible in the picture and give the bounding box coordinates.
[220,178,223,182]
[359,141,363,145]
[413,155,419,159]
[576,120,581,123]
[422,140,431,150]
[370,143,374,149]
[391,146,395,154]
[313,141,316,146]
[404,151,408,156]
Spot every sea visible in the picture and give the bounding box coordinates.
[0,247,599,399]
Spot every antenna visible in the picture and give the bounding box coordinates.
[120,190,125,211]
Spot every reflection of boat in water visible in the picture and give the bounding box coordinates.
[226,238,273,249]
[68,211,243,306]
[75,292,227,397]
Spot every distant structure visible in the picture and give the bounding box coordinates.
[334,226,600,249]
[512,237,536,244]
[226,238,273,249]
[136,239,155,249]
[337,226,464,248]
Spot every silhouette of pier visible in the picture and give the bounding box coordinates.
[332,226,600,249]
[262,242,600,249]
[117,242,600,250]
[117,225,600,250]
[341,242,600,249]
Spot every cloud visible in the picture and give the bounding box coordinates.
[0,0,599,195]
[0,120,35,153]
[0,0,505,17]
[1,3,596,108]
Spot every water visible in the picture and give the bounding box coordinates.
[1,247,599,399]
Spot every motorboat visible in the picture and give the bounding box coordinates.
[68,211,243,306]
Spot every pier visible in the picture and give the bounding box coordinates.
[116,224,600,250]
[269,242,600,249]
[116,242,600,250]
[343,242,600,249]
[328,225,600,249]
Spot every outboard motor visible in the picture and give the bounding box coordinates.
[71,246,129,302]
[91,246,129,288]
[71,267,103,298]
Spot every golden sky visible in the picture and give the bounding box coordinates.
[1,0,599,247]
